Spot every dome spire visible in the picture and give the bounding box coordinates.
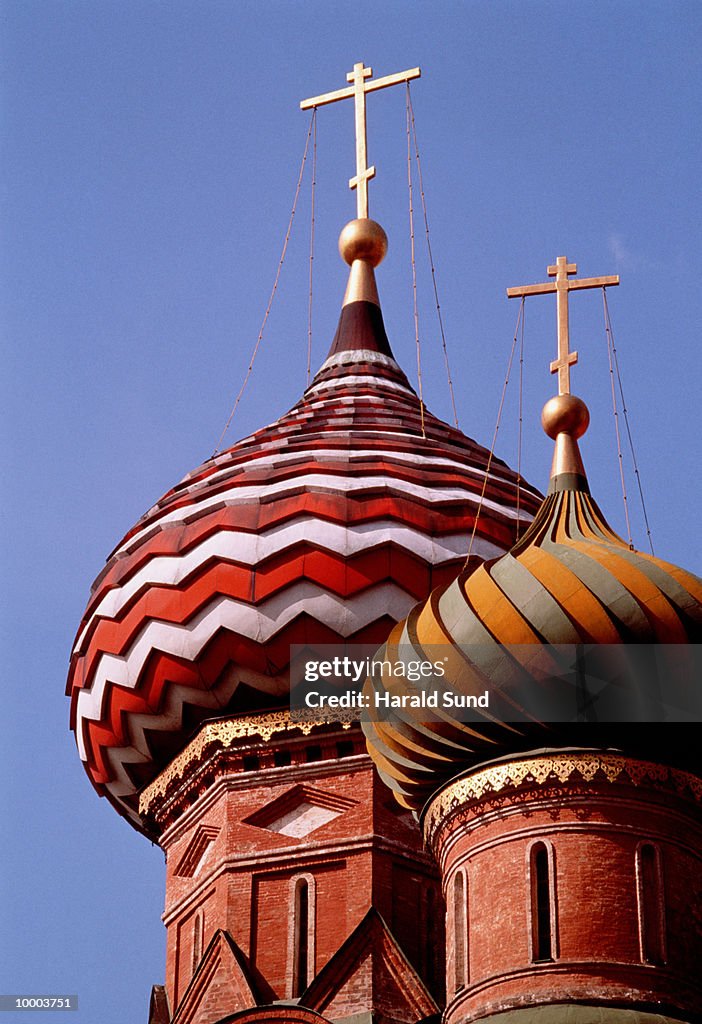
[320,216,396,362]
[338,217,386,306]
[541,393,591,493]
[301,61,420,371]
[507,254,620,493]
[301,60,421,220]
[507,255,620,395]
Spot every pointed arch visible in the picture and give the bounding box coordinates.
[192,908,204,974]
[289,873,316,997]
[528,840,557,962]
[451,867,469,993]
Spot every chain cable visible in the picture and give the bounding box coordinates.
[213,112,316,455]
[602,289,633,546]
[515,302,525,540]
[406,87,425,438]
[466,298,525,565]
[602,289,654,554]
[306,109,317,386]
[407,85,459,429]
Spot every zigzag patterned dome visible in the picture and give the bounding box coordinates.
[67,218,541,830]
[363,392,702,811]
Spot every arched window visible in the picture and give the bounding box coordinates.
[453,868,468,992]
[637,843,666,965]
[529,841,555,962]
[192,909,204,974]
[290,874,316,997]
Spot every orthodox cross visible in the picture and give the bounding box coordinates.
[301,61,421,219]
[507,256,619,395]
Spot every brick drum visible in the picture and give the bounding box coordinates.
[423,751,702,1024]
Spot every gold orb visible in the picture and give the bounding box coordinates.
[338,219,388,267]
[541,394,590,439]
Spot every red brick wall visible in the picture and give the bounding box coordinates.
[157,735,444,1018]
[433,770,702,1024]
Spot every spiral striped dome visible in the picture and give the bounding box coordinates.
[66,219,541,830]
[363,394,702,810]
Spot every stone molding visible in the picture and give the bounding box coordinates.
[423,751,702,849]
[139,712,354,817]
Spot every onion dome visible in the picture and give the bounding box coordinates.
[363,392,702,812]
[67,217,541,830]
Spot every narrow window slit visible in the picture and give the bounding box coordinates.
[530,842,554,962]
[637,843,666,965]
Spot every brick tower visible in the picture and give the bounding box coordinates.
[422,751,702,1023]
[140,716,443,1024]
[363,280,702,1024]
[66,62,540,1024]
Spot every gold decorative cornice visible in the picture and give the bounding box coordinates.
[422,752,702,846]
[138,711,353,816]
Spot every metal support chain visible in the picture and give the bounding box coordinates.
[466,298,525,564]
[515,304,525,540]
[406,90,426,438]
[214,111,316,454]
[307,110,317,386]
[407,85,459,429]
[602,289,654,554]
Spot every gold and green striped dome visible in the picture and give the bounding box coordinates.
[362,394,702,810]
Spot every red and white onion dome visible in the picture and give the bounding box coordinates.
[67,218,541,830]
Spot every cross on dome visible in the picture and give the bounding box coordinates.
[507,256,620,395]
[301,61,421,219]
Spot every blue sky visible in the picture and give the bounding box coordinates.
[1,2,700,1021]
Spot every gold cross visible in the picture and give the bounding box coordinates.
[507,256,620,395]
[301,61,421,219]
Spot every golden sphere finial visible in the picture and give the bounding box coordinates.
[338,218,388,267]
[541,394,590,440]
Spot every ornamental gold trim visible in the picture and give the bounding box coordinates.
[422,752,702,843]
[138,711,352,815]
